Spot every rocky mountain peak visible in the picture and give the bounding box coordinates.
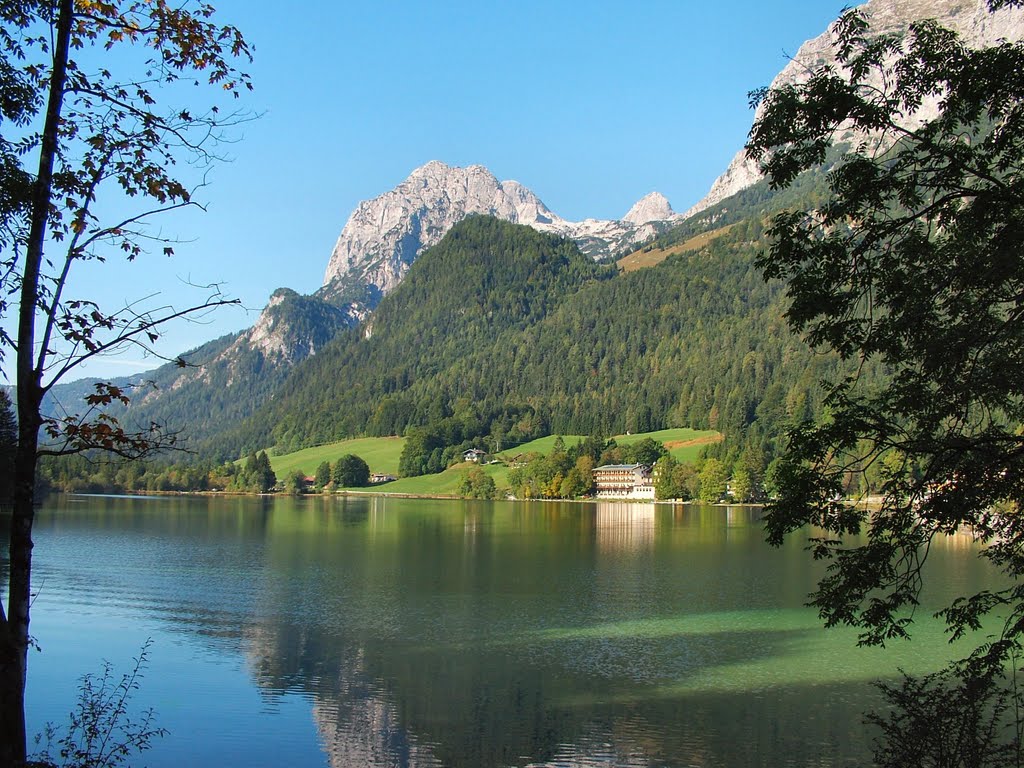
[623,192,676,225]
[682,0,1024,220]
[318,161,678,309]
[319,161,564,305]
[245,287,354,362]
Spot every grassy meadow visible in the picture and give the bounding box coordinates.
[268,427,719,496]
[616,224,736,272]
[268,436,405,477]
[500,428,720,464]
[365,462,510,496]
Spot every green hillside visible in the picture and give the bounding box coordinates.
[499,428,719,463]
[285,428,717,497]
[617,428,722,463]
[48,288,356,447]
[497,435,585,457]
[213,217,614,456]
[267,436,405,477]
[263,428,714,497]
[365,462,510,496]
[210,170,879,472]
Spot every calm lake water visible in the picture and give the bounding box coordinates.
[8,494,999,767]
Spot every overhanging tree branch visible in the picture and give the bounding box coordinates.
[0,1,254,763]
[748,3,1024,759]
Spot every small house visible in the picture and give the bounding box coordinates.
[462,448,487,463]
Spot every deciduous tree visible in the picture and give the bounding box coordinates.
[747,0,1024,758]
[0,2,251,762]
[314,460,332,489]
[333,454,370,488]
[457,466,498,499]
[697,457,727,503]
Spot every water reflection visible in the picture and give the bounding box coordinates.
[18,495,1003,768]
[595,503,656,552]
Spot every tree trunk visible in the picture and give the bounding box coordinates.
[1,1,72,764]
[1,478,34,766]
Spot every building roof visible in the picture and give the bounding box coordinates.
[594,463,646,471]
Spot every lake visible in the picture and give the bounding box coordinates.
[10,494,999,767]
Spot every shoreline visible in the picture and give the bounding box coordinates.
[63,488,766,507]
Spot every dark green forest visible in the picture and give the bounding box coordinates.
[208,197,880,466]
[39,163,877,481]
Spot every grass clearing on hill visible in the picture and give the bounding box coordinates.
[357,462,509,496]
[268,436,405,477]
[271,428,718,497]
[616,224,736,272]
[497,435,585,458]
[498,428,719,463]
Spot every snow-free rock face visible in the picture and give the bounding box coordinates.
[320,162,558,304]
[319,161,679,308]
[623,192,676,226]
[682,0,1024,220]
[243,288,355,363]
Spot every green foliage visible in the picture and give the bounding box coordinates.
[621,437,666,466]
[233,451,275,493]
[653,455,696,501]
[599,438,668,467]
[749,2,1024,652]
[33,640,167,768]
[332,454,370,488]
[867,660,1022,767]
[729,463,753,504]
[730,446,765,503]
[507,440,623,500]
[266,436,405,479]
[653,455,678,500]
[747,1,1024,758]
[211,213,856,466]
[398,427,447,478]
[81,291,355,450]
[314,461,331,489]
[284,470,307,495]
[698,458,728,503]
[371,462,508,496]
[3,2,254,757]
[643,166,831,255]
[507,452,563,499]
[36,453,239,495]
[217,217,612,456]
[559,457,596,499]
[457,467,498,499]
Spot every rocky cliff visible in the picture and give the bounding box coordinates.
[318,160,678,310]
[682,0,1024,219]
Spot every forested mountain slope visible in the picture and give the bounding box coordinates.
[49,289,355,445]
[210,217,614,456]
[211,192,880,461]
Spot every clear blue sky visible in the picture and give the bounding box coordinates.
[51,1,845,380]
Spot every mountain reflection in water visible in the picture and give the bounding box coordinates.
[16,495,995,768]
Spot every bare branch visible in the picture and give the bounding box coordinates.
[42,293,241,389]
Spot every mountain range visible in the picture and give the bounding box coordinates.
[45,0,1024,461]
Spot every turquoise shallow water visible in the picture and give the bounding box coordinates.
[10,495,1000,767]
